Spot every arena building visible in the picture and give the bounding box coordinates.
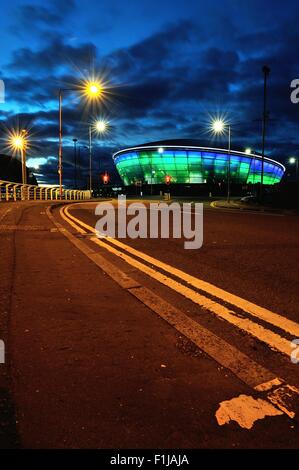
[113,142,285,187]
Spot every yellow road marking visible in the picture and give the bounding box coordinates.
[61,205,295,357]
[63,204,299,338]
[60,206,87,234]
[51,205,299,420]
[90,235,292,356]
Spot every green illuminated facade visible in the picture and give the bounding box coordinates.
[113,145,285,186]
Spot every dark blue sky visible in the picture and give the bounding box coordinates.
[1,0,299,185]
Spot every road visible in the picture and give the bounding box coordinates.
[0,199,298,448]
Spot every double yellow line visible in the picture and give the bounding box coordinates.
[60,204,299,357]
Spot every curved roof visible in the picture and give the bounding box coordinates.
[113,144,285,172]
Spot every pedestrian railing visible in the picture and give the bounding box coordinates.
[0,179,91,202]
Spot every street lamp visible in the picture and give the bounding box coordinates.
[81,81,103,101]
[88,119,109,193]
[58,79,104,199]
[9,129,28,185]
[211,118,231,203]
[95,119,108,133]
[260,65,270,201]
[289,156,299,181]
[73,138,78,189]
[245,148,252,155]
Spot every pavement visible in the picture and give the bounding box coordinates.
[210,199,297,215]
[0,199,299,448]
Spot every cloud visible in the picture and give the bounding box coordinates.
[2,13,299,185]
[10,0,77,36]
[7,39,96,75]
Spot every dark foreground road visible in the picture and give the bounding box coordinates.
[0,200,299,448]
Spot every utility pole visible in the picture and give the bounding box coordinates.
[58,89,63,199]
[21,129,27,185]
[227,125,231,203]
[73,138,78,189]
[89,125,92,193]
[260,65,270,202]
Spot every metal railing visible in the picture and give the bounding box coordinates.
[0,179,91,202]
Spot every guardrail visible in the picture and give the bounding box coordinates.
[0,179,91,202]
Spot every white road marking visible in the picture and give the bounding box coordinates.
[46,204,299,423]
[63,204,299,339]
[216,394,283,429]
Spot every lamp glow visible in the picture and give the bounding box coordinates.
[80,79,104,102]
[289,157,296,164]
[212,119,225,134]
[11,136,25,149]
[7,129,29,152]
[245,148,252,155]
[86,81,102,97]
[95,119,108,133]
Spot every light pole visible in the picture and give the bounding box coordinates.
[260,65,270,201]
[88,119,109,193]
[211,119,231,203]
[21,129,28,185]
[289,156,299,181]
[58,80,104,199]
[9,131,28,185]
[73,138,78,189]
[89,125,92,192]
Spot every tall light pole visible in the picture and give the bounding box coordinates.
[58,80,104,199]
[20,129,28,185]
[89,125,92,192]
[73,138,78,189]
[260,65,270,201]
[9,131,28,185]
[211,119,231,203]
[88,119,109,193]
[289,156,299,181]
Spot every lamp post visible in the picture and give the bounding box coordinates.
[260,65,270,201]
[88,119,109,193]
[289,156,299,181]
[9,131,28,185]
[89,125,92,192]
[58,80,103,199]
[211,119,231,203]
[21,129,28,185]
[73,138,78,189]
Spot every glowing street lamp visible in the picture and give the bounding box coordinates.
[58,79,104,199]
[245,147,252,155]
[88,119,109,192]
[82,80,103,101]
[211,118,231,203]
[9,129,28,185]
[212,119,225,134]
[289,156,298,181]
[95,119,108,133]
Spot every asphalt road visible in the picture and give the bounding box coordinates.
[0,199,299,448]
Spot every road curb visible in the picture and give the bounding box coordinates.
[210,200,296,215]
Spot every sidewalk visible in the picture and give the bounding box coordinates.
[210,200,297,215]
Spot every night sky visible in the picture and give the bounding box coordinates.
[1,0,299,186]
